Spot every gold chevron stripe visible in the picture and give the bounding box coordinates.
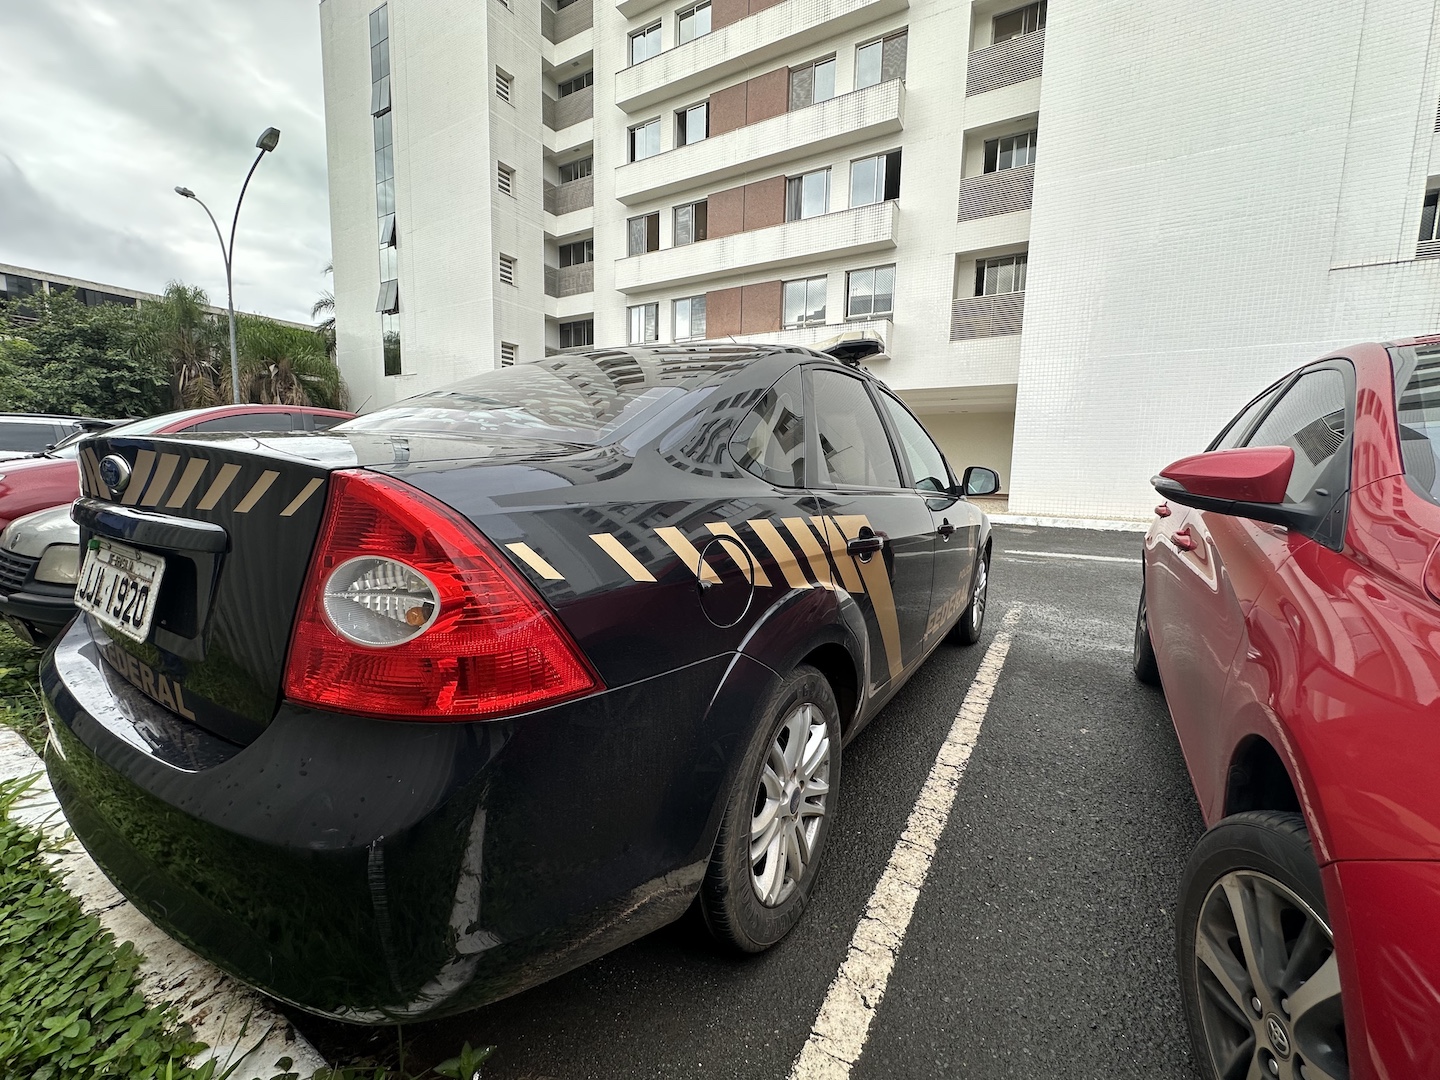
[746,518,811,589]
[196,463,241,510]
[120,449,156,506]
[280,478,324,517]
[506,542,564,580]
[705,522,772,587]
[833,514,902,680]
[655,526,721,584]
[781,517,833,588]
[591,533,656,582]
[139,453,181,508]
[811,515,865,594]
[165,458,208,509]
[234,470,279,514]
[79,447,106,500]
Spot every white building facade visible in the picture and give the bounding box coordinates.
[320,0,1440,519]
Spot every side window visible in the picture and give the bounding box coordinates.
[310,413,348,431]
[730,368,806,487]
[190,413,298,433]
[1395,347,1440,499]
[1243,367,1349,503]
[811,369,902,488]
[875,390,951,492]
[1209,383,1285,451]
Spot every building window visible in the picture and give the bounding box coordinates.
[975,253,1027,296]
[786,169,830,221]
[499,253,517,286]
[677,1,711,44]
[559,238,594,266]
[993,1,1046,43]
[628,303,659,343]
[559,156,593,183]
[674,200,707,245]
[1421,189,1439,242]
[856,30,907,90]
[790,56,836,110]
[676,102,708,146]
[674,295,707,340]
[558,70,593,97]
[495,68,514,103]
[560,318,595,348]
[371,4,401,376]
[850,150,901,207]
[846,265,895,318]
[783,276,827,327]
[498,162,515,196]
[628,212,660,256]
[630,22,662,65]
[984,131,1036,172]
[629,118,661,162]
[500,342,518,367]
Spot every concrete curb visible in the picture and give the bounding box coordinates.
[0,726,328,1080]
[989,514,1150,532]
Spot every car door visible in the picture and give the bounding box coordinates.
[805,366,935,699]
[872,386,979,649]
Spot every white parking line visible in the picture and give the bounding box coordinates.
[789,607,1022,1080]
[1004,549,1140,564]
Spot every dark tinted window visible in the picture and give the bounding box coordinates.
[0,423,64,452]
[190,413,300,433]
[1243,368,1348,503]
[309,413,348,431]
[811,370,901,488]
[1210,382,1285,451]
[1394,346,1440,500]
[876,390,951,492]
[730,368,806,487]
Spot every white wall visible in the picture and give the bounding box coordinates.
[912,409,1015,492]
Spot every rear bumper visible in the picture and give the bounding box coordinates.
[1330,859,1440,1079]
[42,618,774,1022]
[0,581,76,639]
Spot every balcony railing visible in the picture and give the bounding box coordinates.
[544,175,594,215]
[543,85,593,130]
[616,80,904,205]
[950,291,1024,340]
[956,163,1033,222]
[545,263,595,297]
[615,201,898,293]
[542,0,593,43]
[966,28,1044,96]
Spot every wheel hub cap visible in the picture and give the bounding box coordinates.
[1266,1015,1291,1059]
[749,702,831,908]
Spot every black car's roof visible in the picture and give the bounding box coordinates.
[339,343,846,447]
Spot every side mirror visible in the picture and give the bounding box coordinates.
[961,466,1001,497]
[1153,446,1304,527]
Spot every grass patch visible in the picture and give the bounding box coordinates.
[0,626,45,755]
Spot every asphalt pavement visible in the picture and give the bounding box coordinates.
[293,525,1207,1079]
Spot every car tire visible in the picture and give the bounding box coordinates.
[1133,587,1161,686]
[1178,811,1348,1080]
[700,664,841,954]
[950,549,989,647]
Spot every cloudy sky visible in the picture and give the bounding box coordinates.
[0,1,330,324]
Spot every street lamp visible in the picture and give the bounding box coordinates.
[175,126,282,404]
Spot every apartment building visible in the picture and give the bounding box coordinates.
[320,0,1440,519]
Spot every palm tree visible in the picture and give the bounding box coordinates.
[237,315,348,410]
[313,261,336,361]
[133,283,225,408]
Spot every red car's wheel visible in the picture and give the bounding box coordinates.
[1133,586,1161,686]
[1178,812,1348,1080]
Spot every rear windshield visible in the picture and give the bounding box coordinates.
[0,422,61,452]
[340,351,750,445]
[1394,345,1440,501]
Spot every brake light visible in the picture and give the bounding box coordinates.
[283,470,601,720]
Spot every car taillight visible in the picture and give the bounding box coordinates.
[283,470,601,721]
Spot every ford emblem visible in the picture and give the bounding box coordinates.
[98,454,132,496]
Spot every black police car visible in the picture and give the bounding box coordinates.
[42,345,998,1021]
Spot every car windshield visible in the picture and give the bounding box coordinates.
[0,422,60,453]
[1393,345,1440,501]
[340,350,753,445]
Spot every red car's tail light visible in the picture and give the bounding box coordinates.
[283,470,601,721]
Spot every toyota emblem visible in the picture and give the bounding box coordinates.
[1266,1015,1291,1058]
[98,454,132,496]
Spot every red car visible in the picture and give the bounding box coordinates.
[1135,337,1440,1080]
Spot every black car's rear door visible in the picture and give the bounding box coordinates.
[805,366,935,699]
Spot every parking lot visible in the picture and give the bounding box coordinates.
[291,524,1207,1079]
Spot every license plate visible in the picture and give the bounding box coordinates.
[75,539,165,643]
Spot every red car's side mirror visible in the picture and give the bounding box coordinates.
[1158,446,1295,505]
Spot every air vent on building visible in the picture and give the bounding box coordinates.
[499,253,517,286]
[496,68,513,104]
[500,341,518,366]
[498,163,515,196]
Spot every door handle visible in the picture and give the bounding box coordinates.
[846,535,885,558]
[1171,526,1198,552]
[1155,503,1172,518]
[937,520,956,540]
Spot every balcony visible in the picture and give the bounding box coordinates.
[615,201,898,293]
[614,0,907,113]
[545,174,594,215]
[616,81,904,205]
[956,163,1033,222]
[543,85,593,130]
[545,263,595,298]
[966,27,1044,96]
[950,291,1024,340]
[543,0,593,43]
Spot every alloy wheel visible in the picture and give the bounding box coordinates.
[749,702,831,907]
[970,556,988,633]
[1193,871,1348,1080]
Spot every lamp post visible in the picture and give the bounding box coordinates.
[175,126,281,405]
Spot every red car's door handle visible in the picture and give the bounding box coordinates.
[1155,503,1172,518]
[1171,526,1198,552]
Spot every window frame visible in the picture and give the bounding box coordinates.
[558,238,594,267]
[558,156,593,183]
[629,21,662,66]
[676,1,711,44]
[789,55,837,109]
[627,211,661,256]
[782,275,828,329]
[559,318,595,349]
[629,118,661,162]
[497,162,515,197]
[499,253,517,286]
[673,199,708,246]
[983,130,1037,173]
[495,67,514,104]
[805,365,906,491]
[855,29,907,91]
[676,101,709,146]
[846,264,896,319]
[673,294,707,340]
[785,168,831,221]
[974,253,1028,297]
[499,342,518,367]
[627,302,659,344]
